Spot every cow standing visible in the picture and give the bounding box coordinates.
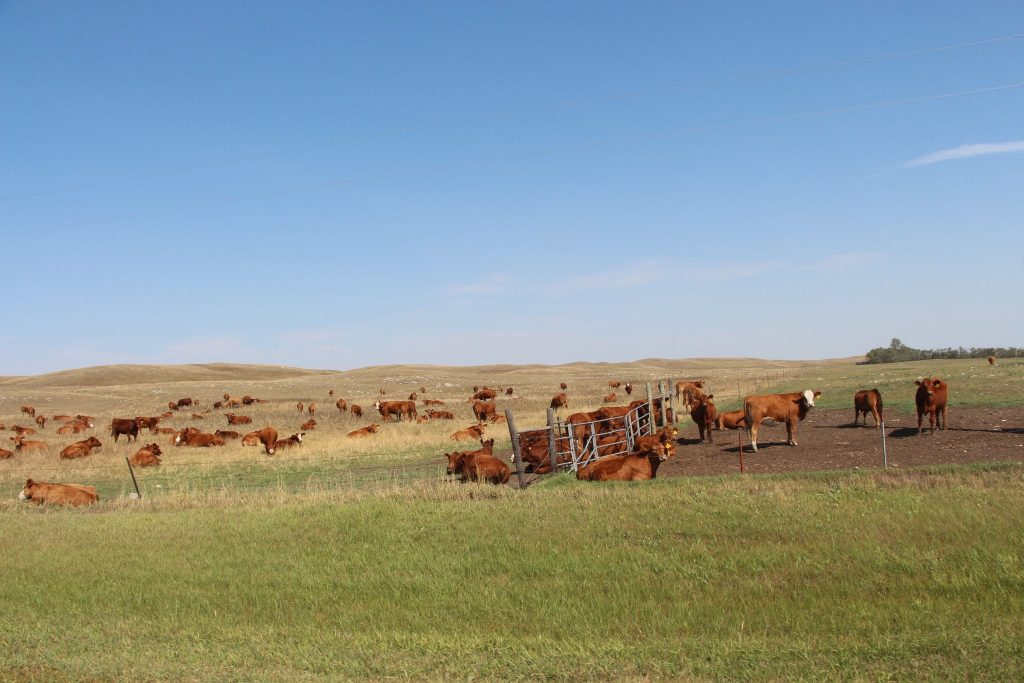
[914,378,948,434]
[743,390,820,452]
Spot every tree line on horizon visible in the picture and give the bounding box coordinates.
[862,338,1024,364]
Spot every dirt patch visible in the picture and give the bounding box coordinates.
[657,407,1024,478]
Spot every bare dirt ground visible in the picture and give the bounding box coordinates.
[659,407,1024,478]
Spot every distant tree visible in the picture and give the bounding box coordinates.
[862,340,1024,364]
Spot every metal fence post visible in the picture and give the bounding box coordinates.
[505,409,527,489]
[881,420,888,469]
[125,457,142,499]
[645,382,655,433]
[546,407,558,473]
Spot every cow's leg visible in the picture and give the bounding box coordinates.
[938,407,946,431]
[749,423,759,452]
[707,424,714,444]
[917,410,924,435]
[929,411,936,434]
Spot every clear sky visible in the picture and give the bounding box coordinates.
[2,1,1022,375]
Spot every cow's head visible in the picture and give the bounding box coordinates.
[149,443,163,455]
[19,479,35,501]
[445,451,466,475]
[373,401,381,410]
[87,436,102,449]
[800,389,819,407]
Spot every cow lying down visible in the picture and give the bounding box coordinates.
[19,479,98,506]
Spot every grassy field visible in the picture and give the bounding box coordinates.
[2,464,1023,680]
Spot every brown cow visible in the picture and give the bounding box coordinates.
[489,414,507,425]
[52,414,72,421]
[130,443,163,467]
[301,419,317,430]
[242,395,257,405]
[408,392,418,401]
[853,389,884,428]
[59,436,103,460]
[135,416,161,434]
[420,386,427,393]
[374,400,417,422]
[915,378,948,434]
[19,479,98,507]
[987,355,996,366]
[226,413,252,425]
[423,399,444,406]
[714,409,745,430]
[608,381,621,388]
[335,398,348,412]
[505,387,514,396]
[242,431,262,447]
[560,382,568,391]
[350,404,363,418]
[624,383,633,395]
[214,429,241,440]
[690,394,717,443]
[174,431,225,447]
[450,424,485,441]
[470,388,497,401]
[57,417,94,434]
[191,413,205,420]
[675,380,705,400]
[576,428,676,481]
[603,392,617,403]
[10,435,47,453]
[450,452,509,485]
[34,415,47,430]
[347,424,380,438]
[213,401,224,409]
[329,389,335,397]
[255,426,279,454]
[176,398,193,409]
[273,433,304,450]
[472,400,496,423]
[11,425,37,436]
[296,402,304,413]
[427,409,454,420]
[0,447,13,459]
[307,403,316,417]
[168,401,178,411]
[155,427,176,435]
[743,390,820,452]
[20,405,36,417]
[550,393,568,410]
[110,418,139,443]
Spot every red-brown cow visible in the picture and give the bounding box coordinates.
[19,479,98,506]
[714,409,745,431]
[335,398,348,412]
[550,393,568,410]
[307,403,316,417]
[450,424,485,441]
[374,400,417,422]
[690,394,717,443]
[472,400,496,423]
[34,415,46,430]
[272,433,304,450]
[853,389,884,428]
[0,447,13,459]
[423,399,444,406]
[301,419,317,430]
[59,436,103,460]
[347,424,380,438]
[576,428,676,481]
[427,409,454,420]
[350,404,363,418]
[11,425,37,436]
[470,388,496,401]
[135,416,161,434]
[226,413,252,426]
[130,443,163,467]
[603,392,616,403]
[743,390,820,452]
[10,435,47,453]
[987,355,996,366]
[20,406,36,417]
[110,418,139,443]
[505,387,514,396]
[559,382,568,391]
[914,378,948,434]
[215,429,241,440]
[174,431,225,448]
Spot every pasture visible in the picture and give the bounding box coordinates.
[2,356,1023,679]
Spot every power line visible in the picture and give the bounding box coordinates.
[1,31,1020,203]
[2,80,1019,241]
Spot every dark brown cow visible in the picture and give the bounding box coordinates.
[110,418,139,443]
[130,443,163,467]
[20,405,36,417]
[743,390,820,452]
[408,392,418,401]
[174,431,225,448]
[624,383,633,395]
[915,378,948,434]
[450,424,485,441]
[427,409,454,420]
[550,393,568,410]
[689,394,717,443]
[214,429,241,440]
[60,436,103,460]
[603,392,617,403]
[335,398,348,412]
[35,415,46,430]
[176,398,193,409]
[470,388,496,401]
[714,409,745,430]
[350,404,363,418]
[329,389,335,396]
[347,424,380,438]
[272,433,304,450]
[559,382,568,391]
[472,400,496,423]
[242,395,257,405]
[853,389,884,428]
[301,419,317,430]
[135,416,161,434]
[226,413,252,425]
[19,479,98,506]
[10,435,47,453]
[374,400,417,422]
[987,355,996,366]
[576,428,676,481]
[505,387,513,396]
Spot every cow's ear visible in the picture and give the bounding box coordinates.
[814,391,821,398]
[707,394,714,400]
[914,380,922,386]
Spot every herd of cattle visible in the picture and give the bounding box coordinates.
[10,376,952,504]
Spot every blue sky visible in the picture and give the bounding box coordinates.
[2,1,1022,375]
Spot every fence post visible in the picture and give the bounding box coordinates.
[125,457,142,499]
[666,377,675,423]
[645,382,656,433]
[505,409,527,489]
[737,430,745,474]
[881,420,888,469]
[546,407,558,473]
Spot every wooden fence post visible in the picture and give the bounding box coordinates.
[546,407,558,474]
[666,377,675,423]
[505,408,527,489]
[125,457,142,499]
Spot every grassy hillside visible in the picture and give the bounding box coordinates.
[0,362,330,388]
[2,464,1022,680]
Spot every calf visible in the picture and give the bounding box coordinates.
[19,479,98,506]
[335,398,348,412]
[214,429,241,440]
[110,418,139,443]
[307,403,316,417]
[58,418,93,434]
[915,378,948,434]
[714,410,745,431]
[301,419,317,430]
[603,392,616,403]
[347,424,380,438]
[550,393,568,410]
[350,404,363,418]
[135,416,161,434]
[130,443,163,467]
[450,424,485,441]
[423,399,444,406]
[853,389,884,428]
[608,381,621,388]
[35,415,47,430]
[226,413,252,425]
[20,405,36,417]
[577,428,676,481]
[0,447,13,459]
[743,390,820,452]
[59,436,103,460]
[427,409,454,420]
[10,435,47,453]
[272,433,304,450]
[690,394,717,443]
[472,400,496,423]
[624,383,633,395]
[174,431,225,448]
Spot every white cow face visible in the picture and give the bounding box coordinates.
[802,389,816,407]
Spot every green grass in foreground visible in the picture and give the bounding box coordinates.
[2,464,1023,681]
